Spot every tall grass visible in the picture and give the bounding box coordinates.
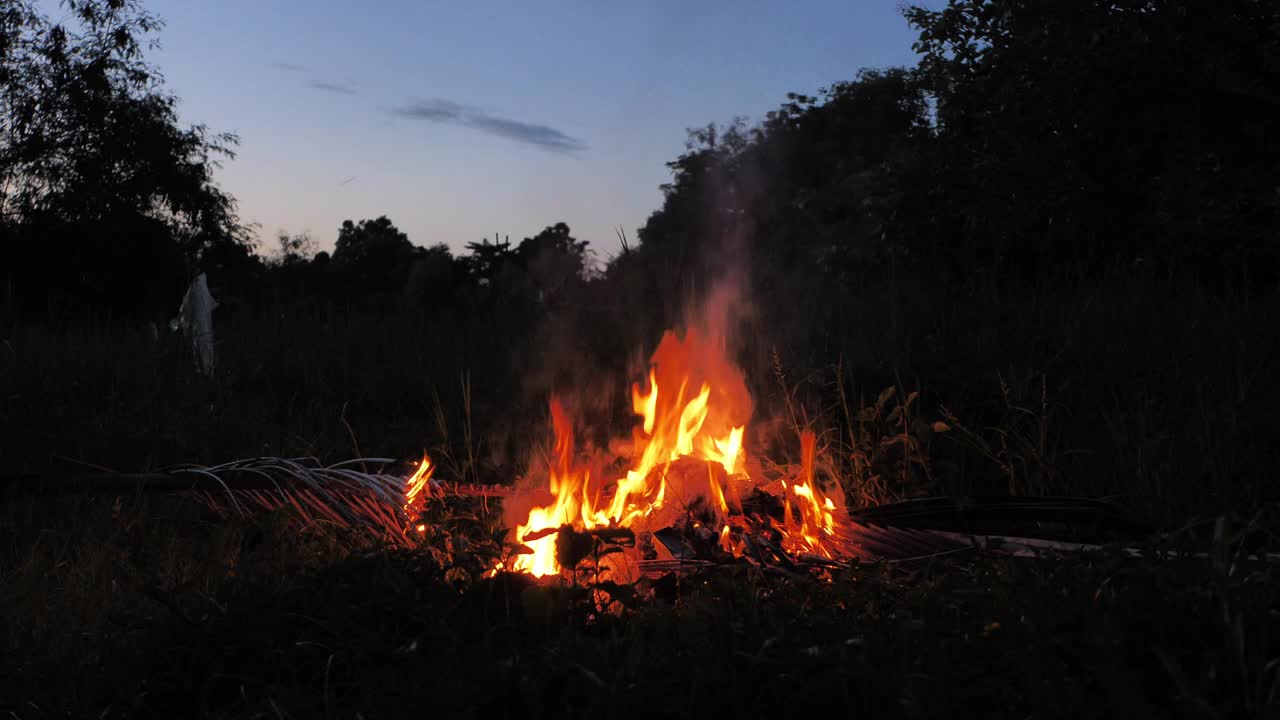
[2,272,1275,525]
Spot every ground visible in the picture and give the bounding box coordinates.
[2,492,1275,719]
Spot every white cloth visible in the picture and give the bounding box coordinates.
[171,273,218,375]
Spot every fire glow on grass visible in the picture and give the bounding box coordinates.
[490,326,843,577]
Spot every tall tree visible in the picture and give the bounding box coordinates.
[903,0,1280,289]
[516,222,589,306]
[0,0,247,316]
[623,70,930,345]
[332,215,415,297]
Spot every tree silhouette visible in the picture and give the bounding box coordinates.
[404,242,457,307]
[332,216,415,298]
[0,0,247,317]
[621,0,1280,301]
[902,0,1280,290]
[516,222,589,306]
[270,231,317,268]
[625,70,930,346]
[460,236,514,287]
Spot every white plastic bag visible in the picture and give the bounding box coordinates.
[170,273,218,375]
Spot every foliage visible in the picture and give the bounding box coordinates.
[409,491,505,586]
[621,0,1280,319]
[268,230,316,268]
[332,216,415,294]
[901,0,1280,290]
[837,383,947,505]
[0,0,247,317]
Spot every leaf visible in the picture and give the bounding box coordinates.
[875,386,897,411]
[880,433,910,448]
[556,525,595,571]
[932,421,951,433]
[594,580,637,608]
[506,543,535,556]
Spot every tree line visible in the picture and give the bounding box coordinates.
[3,0,1278,322]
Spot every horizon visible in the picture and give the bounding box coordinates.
[43,0,936,257]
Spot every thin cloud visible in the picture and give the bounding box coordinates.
[394,98,465,122]
[308,80,358,96]
[390,98,587,153]
[467,114,586,153]
[273,62,357,96]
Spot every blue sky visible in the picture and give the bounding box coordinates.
[63,1,934,257]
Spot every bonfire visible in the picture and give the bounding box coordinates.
[491,321,880,579]
[178,304,984,582]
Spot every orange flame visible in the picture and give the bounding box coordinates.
[403,454,435,535]
[775,430,840,558]
[503,328,845,576]
[632,368,658,435]
[506,328,753,576]
[509,399,589,576]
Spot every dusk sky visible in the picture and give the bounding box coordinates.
[64,1,935,258]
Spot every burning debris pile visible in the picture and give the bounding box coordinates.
[183,316,971,580]
[109,280,1151,578]
[494,325,882,579]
